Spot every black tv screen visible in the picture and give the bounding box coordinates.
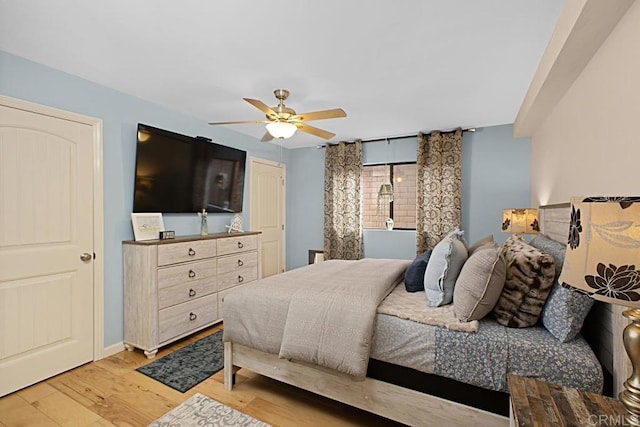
[133,124,246,213]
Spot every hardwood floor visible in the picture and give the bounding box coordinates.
[0,325,403,426]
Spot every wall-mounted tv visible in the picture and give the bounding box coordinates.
[133,124,246,213]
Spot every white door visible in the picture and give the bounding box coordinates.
[0,100,96,396]
[250,158,285,277]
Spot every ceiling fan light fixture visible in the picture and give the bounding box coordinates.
[209,90,346,141]
[266,121,297,139]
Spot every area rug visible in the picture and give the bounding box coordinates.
[137,330,224,393]
[149,393,270,427]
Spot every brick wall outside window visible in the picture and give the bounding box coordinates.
[363,163,416,229]
[392,163,417,229]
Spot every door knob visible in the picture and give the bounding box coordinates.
[80,252,92,262]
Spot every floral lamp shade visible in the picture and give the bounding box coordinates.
[501,208,539,234]
[558,197,640,308]
[559,197,640,425]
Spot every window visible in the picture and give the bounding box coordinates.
[363,163,417,229]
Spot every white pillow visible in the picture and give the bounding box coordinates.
[423,228,468,307]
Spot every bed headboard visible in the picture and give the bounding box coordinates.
[540,203,631,396]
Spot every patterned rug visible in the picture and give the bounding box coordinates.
[149,393,269,427]
[137,330,224,392]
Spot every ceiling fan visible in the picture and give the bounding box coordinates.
[208,89,346,142]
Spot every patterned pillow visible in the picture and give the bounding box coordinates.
[404,250,433,292]
[453,244,506,322]
[541,286,594,342]
[424,228,468,307]
[493,235,555,327]
[529,233,594,342]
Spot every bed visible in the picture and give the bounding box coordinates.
[222,204,613,426]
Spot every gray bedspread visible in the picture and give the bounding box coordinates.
[223,258,410,377]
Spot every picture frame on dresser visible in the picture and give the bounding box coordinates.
[131,212,165,241]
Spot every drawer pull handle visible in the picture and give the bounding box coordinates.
[188,269,196,278]
[237,241,244,249]
[238,275,244,283]
[188,288,196,297]
[189,312,197,321]
[188,248,196,257]
[237,259,244,267]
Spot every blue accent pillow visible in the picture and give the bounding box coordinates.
[404,250,433,292]
[529,233,594,342]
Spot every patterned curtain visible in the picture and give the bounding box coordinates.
[416,128,463,253]
[323,141,364,260]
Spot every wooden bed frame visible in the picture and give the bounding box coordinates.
[223,204,626,426]
[223,342,506,426]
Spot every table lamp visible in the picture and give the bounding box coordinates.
[558,197,640,426]
[501,208,540,235]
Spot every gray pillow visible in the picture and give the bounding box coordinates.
[529,233,594,342]
[453,244,506,321]
[424,228,468,307]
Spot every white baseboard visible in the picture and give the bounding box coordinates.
[96,341,125,360]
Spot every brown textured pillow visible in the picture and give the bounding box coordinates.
[493,235,556,328]
[467,235,496,256]
[453,244,506,322]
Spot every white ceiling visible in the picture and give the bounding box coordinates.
[0,1,565,148]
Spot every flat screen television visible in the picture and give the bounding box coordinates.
[133,124,246,213]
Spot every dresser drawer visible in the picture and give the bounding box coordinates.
[157,240,217,266]
[218,282,251,319]
[217,235,258,256]
[158,278,216,309]
[217,252,258,275]
[158,293,218,343]
[218,266,258,292]
[157,259,216,289]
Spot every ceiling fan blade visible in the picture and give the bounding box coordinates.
[261,132,274,142]
[290,108,346,122]
[295,123,335,140]
[208,120,269,125]
[244,98,278,117]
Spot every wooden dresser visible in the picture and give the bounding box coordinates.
[123,232,262,358]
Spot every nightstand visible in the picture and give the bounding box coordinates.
[508,374,626,426]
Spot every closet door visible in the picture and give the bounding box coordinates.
[0,99,95,396]
[250,157,285,277]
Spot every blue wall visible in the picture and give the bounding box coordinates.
[0,51,283,347]
[462,126,531,245]
[285,147,325,268]
[286,127,531,269]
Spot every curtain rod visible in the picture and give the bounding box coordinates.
[316,127,477,148]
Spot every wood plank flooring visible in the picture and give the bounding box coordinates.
[0,325,403,426]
